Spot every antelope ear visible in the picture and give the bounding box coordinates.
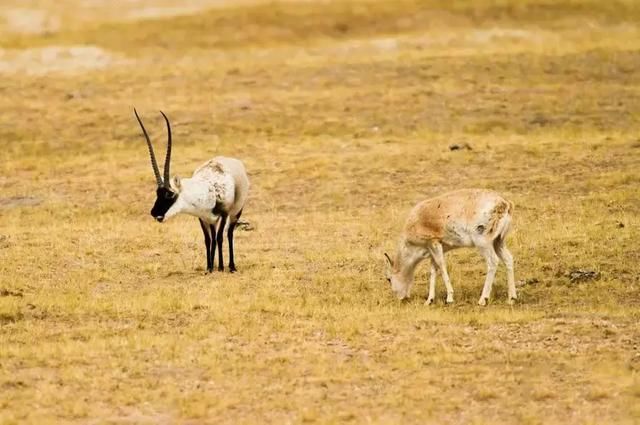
[170,175,181,191]
[384,252,393,267]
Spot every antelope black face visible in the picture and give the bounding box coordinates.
[151,187,178,222]
[134,108,175,223]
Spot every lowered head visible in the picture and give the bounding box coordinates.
[384,252,412,300]
[134,108,179,223]
[151,186,178,222]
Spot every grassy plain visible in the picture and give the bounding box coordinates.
[1,0,639,423]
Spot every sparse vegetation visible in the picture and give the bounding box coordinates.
[1,0,639,423]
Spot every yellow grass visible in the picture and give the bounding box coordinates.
[1,0,639,423]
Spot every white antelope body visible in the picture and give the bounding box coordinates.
[384,189,516,305]
[134,109,249,274]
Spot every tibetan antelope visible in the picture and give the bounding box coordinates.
[134,109,249,274]
[384,189,516,305]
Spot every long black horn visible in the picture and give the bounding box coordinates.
[134,108,162,187]
[160,111,172,187]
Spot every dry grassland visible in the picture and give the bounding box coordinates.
[1,0,639,423]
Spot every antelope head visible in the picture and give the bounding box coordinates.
[134,108,180,223]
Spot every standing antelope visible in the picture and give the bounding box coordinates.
[134,109,250,273]
[384,189,516,305]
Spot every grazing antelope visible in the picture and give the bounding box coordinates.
[134,109,249,273]
[384,189,516,305]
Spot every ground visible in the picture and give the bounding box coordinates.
[1,0,639,423]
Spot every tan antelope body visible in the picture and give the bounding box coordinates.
[384,189,516,305]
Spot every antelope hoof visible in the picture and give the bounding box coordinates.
[445,295,454,304]
[478,297,488,306]
[508,296,517,305]
[218,266,224,272]
[425,297,434,306]
[229,266,237,273]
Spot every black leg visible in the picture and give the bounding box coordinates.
[228,209,242,273]
[199,219,212,273]
[217,215,227,271]
[228,221,237,273]
[209,224,216,272]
